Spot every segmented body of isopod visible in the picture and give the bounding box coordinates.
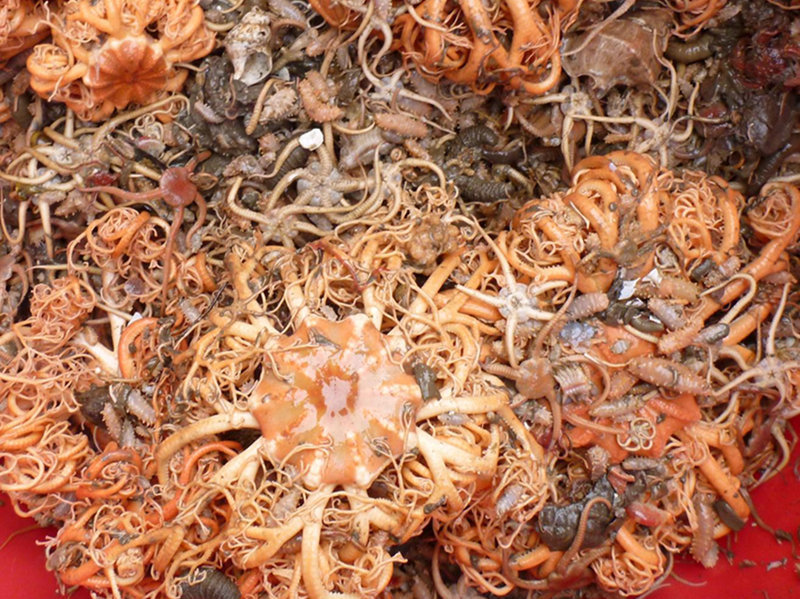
[647,298,685,330]
[657,275,699,301]
[657,319,704,355]
[101,402,124,440]
[589,393,649,418]
[606,370,638,401]
[437,411,470,426]
[374,112,429,138]
[554,364,594,402]
[123,388,156,425]
[627,357,710,394]
[586,445,610,481]
[119,419,136,447]
[690,495,719,568]
[495,483,525,516]
[621,456,666,474]
[339,128,387,169]
[567,292,609,320]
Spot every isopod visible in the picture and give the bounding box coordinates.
[101,402,124,441]
[586,445,610,481]
[124,388,157,425]
[297,71,343,123]
[657,319,704,355]
[179,298,202,324]
[647,298,685,330]
[589,393,649,418]
[690,495,719,568]
[657,275,699,301]
[374,112,429,138]
[119,419,136,448]
[181,568,241,599]
[621,456,667,476]
[567,292,610,320]
[627,357,710,394]
[495,483,525,516]
[339,128,388,170]
[606,369,638,401]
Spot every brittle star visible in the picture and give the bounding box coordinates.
[81,155,207,313]
[455,222,567,368]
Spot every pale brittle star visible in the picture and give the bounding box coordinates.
[455,221,567,368]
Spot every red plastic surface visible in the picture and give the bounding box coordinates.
[1,421,798,599]
[0,498,90,599]
[650,416,800,599]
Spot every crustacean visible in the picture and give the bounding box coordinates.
[421,154,800,595]
[26,0,215,120]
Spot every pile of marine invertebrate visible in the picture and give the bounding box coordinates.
[306,0,580,94]
[431,151,800,595]
[26,0,215,120]
[0,0,799,598]
[1,139,798,597]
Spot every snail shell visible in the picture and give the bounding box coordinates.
[224,7,272,86]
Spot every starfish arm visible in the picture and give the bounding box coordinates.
[455,284,505,309]
[520,308,557,321]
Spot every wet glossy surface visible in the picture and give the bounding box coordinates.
[1,417,798,598]
[251,314,422,488]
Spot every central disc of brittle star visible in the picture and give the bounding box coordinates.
[249,314,422,489]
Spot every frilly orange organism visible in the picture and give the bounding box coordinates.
[307,0,582,94]
[250,313,424,489]
[26,0,215,121]
[0,0,49,64]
